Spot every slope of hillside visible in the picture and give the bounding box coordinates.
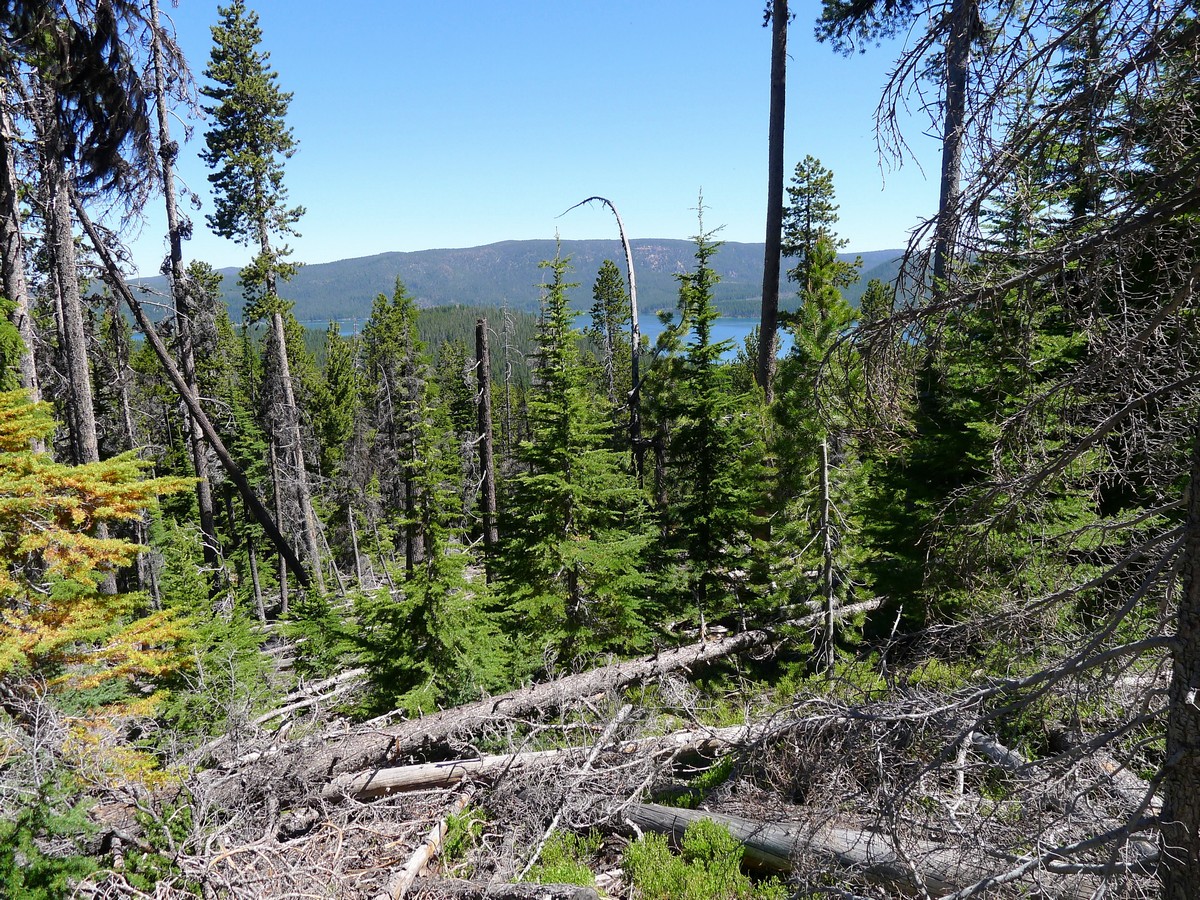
[134,240,902,324]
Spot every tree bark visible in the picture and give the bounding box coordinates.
[476,319,499,560]
[626,803,1100,898]
[931,0,972,288]
[1161,425,1200,897]
[299,598,880,780]
[819,435,835,671]
[0,88,39,405]
[757,0,787,402]
[270,309,326,593]
[149,0,220,573]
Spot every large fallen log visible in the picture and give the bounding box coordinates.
[625,803,1102,899]
[300,598,882,781]
[323,722,768,801]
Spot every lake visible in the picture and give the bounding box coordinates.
[302,316,792,361]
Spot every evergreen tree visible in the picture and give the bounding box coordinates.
[651,226,771,632]
[781,155,861,296]
[499,251,654,672]
[200,0,322,591]
[587,259,631,408]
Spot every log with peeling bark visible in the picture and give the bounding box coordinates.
[301,598,882,781]
[323,722,770,801]
[410,880,598,900]
[625,803,1102,899]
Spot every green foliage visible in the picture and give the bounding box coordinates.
[782,156,861,294]
[525,830,601,887]
[0,780,97,900]
[665,755,735,809]
[200,0,304,314]
[649,225,771,629]
[499,250,655,672]
[0,297,25,391]
[622,819,786,900]
[443,807,488,865]
[0,390,191,689]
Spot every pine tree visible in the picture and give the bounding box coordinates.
[499,251,654,672]
[199,0,321,591]
[0,390,190,689]
[652,225,771,632]
[587,259,631,408]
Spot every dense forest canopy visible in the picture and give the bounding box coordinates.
[0,1,1197,898]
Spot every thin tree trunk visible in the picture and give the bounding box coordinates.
[1161,425,1200,897]
[73,198,313,588]
[932,0,972,287]
[348,506,365,584]
[45,147,99,465]
[757,0,787,403]
[248,540,266,624]
[270,440,290,615]
[819,435,835,670]
[149,0,220,573]
[0,89,39,406]
[270,309,325,593]
[475,319,499,563]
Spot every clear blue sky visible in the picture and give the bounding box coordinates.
[125,1,941,276]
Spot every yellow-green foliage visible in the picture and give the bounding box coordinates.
[623,819,787,900]
[0,390,192,689]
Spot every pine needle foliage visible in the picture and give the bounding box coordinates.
[500,250,654,673]
[0,391,191,689]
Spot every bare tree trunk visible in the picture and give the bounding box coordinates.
[348,506,365,584]
[149,0,220,574]
[248,540,266,624]
[475,319,499,564]
[1161,426,1200,897]
[819,435,835,671]
[757,0,787,403]
[46,154,99,465]
[931,0,972,287]
[269,440,290,615]
[270,309,325,594]
[0,89,39,406]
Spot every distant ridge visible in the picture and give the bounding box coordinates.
[134,239,903,325]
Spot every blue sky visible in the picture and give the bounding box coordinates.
[124,1,942,276]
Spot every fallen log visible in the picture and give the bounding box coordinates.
[625,802,1101,899]
[302,598,882,781]
[323,721,769,801]
[409,880,598,900]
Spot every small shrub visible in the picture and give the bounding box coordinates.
[623,819,786,900]
[525,830,600,887]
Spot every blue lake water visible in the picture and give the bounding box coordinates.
[303,316,792,360]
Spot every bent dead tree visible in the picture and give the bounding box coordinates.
[560,196,643,478]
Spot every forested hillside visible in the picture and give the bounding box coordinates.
[1,2,1198,899]
[133,241,900,323]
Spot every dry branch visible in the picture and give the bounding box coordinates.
[323,721,771,801]
[377,787,476,900]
